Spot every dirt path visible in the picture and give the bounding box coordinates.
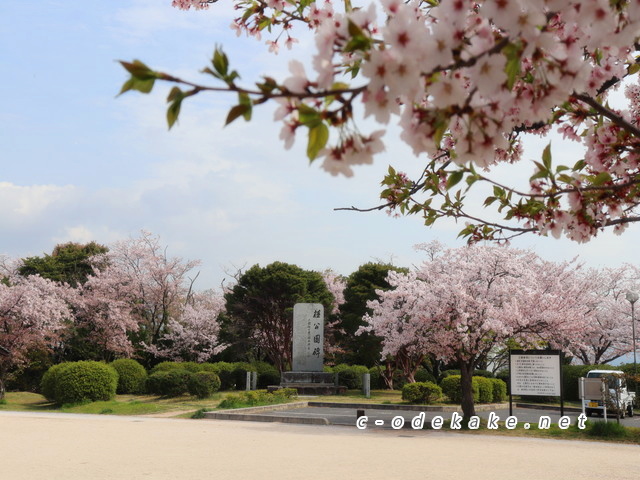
[1,411,638,480]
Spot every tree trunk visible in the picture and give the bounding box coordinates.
[0,369,6,400]
[459,360,476,419]
[381,360,395,390]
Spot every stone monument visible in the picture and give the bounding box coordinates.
[273,303,346,395]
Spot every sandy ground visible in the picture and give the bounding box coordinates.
[1,411,638,480]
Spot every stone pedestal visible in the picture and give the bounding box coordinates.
[269,371,347,395]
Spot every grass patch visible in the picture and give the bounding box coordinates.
[0,391,228,417]
[217,389,298,410]
[59,399,164,416]
[441,417,640,444]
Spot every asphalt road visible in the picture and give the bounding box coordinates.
[252,404,640,430]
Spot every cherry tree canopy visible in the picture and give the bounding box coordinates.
[0,274,71,397]
[146,290,228,362]
[572,264,640,364]
[120,0,640,243]
[363,243,588,416]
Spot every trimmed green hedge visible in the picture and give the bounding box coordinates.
[490,378,507,402]
[110,359,147,394]
[402,381,442,404]
[49,361,118,405]
[40,363,69,402]
[146,369,192,397]
[188,371,221,398]
[440,375,507,403]
[475,376,494,403]
[329,364,369,389]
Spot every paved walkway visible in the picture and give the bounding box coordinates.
[0,411,638,480]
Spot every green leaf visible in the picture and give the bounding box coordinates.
[167,98,182,129]
[502,43,522,90]
[119,60,156,80]
[118,77,155,96]
[238,92,252,121]
[307,123,329,161]
[591,172,612,186]
[167,87,183,102]
[212,48,229,77]
[446,171,464,190]
[298,104,321,127]
[542,143,552,170]
[225,104,251,126]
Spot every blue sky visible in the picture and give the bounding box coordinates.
[2,0,640,302]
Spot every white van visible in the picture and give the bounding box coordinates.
[583,370,635,418]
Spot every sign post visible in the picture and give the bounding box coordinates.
[509,349,563,417]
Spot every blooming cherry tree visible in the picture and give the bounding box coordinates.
[364,243,589,417]
[0,274,71,398]
[571,265,640,364]
[119,0,640,242]
[146,290,228,362]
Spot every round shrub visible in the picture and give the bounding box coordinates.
[232,362,257,390]
[414,368,437,384]
[253,362,280,388]
[196,363,219,374]
[110,359,147,394]
[150,361,183,375]
[188,371,221,398]
[475,376,493,403]
[146,369,192,397]
[495,370,510,393]
[489,378,507,402]
[402,381,442,404]
[440,375,480,403]
[40,363,69,402]
[439,369,461,382]
[209,362,235,390]
[369,367,383,389]
[53,361,118,405]
[333,364,369,389]
[473,369,495,378]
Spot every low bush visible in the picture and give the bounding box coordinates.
[146,369,192,397]
[110,359,147,394]
[333,364,369,389]
[217,388,298,409]
[439,369,461,382]
[187,371,221,398]
[473,369,495,378]
[40,363,69,401]
[253,361,280,388]
[231,362,257,390]
[441,375,488,403]
[475,377,494,403]
[402,382,442,404]
[52,361,118,405]
[149,361,184,375]
[414,368,437,384]
[489,378,507,402]
[210,362,235,390]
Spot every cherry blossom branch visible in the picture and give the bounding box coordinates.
[574,93,640,139]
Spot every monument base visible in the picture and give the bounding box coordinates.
[269,371,347,395]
